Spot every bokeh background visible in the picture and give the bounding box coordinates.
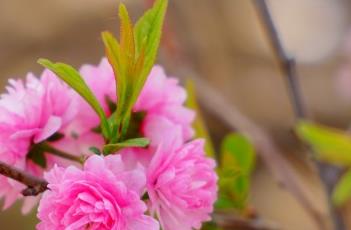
[1,0,351,229]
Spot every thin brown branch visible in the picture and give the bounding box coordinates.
[252,0,305,119]
[0,161,48,196]
[42,142,84,164]
[253,1,345,229]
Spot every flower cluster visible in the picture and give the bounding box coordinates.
[0,59,218,229]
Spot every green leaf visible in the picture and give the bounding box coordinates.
[296,120,351,166]
[221,133,255,175]
[101,31,124,106]
[103,138,150,154]
[216,133,255,211]
[101,0,168,143]
[186,80,215,158]
[134,0,168,57]
[333,169,351,206]
[216,168,249,211]
[38,59,110,139]
[133,0,168,103]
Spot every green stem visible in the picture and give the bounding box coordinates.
[42,142,84,164]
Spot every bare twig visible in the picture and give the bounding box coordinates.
[0,161,48,196]
[253,1,344,229]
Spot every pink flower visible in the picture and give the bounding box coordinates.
[74,58,194,149]
[0,70,78,212]
[135,65,195,145]
[147,137,218,230]
[0,70,77,143]
[37,155,159,230]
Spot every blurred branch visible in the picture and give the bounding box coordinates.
[253,0,344,229]
[163,1,326,229]
[0,161,48,196]
[252,0,305,119]
[182,69,326,229]
[213,212,279,230]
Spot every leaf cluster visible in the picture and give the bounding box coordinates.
[38,0,168,154]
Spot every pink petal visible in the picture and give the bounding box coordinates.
[34,116,62,143]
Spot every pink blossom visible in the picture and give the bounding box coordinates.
[135,65,195,145]
[74,58,194,149]
[37,155,159,230]
[0,70,78,212]
[147,137,218,230]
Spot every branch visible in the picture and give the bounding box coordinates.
[42,142,84,164]
[0,161,48,196]
[252,0,305,119]
[184,70,326,229]
[213,212,279,230]
[253,1,345,230]
[163,1,325,228]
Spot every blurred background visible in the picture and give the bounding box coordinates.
[1,0,351,229]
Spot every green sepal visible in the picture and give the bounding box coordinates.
[89,147,102,156]
[47,132,65,142]
[27,144,47,168]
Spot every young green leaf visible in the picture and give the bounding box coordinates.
[296,120,351,166]
[101,0,168,143]
[38,59,110,139]
[333,169,351,206]
[101,31,124,108]
[119,4,135,72]
[103,137,150,155]
[186,80,215,158]
[132,0,168,104]
[216,174,249,211]
[216,133,255,211]
[134,0,168,57]
[221,133,255,175]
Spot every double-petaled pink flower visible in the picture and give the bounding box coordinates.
[0,57,218,230]
[0,70,77,212]
[147,136,218,230]
[37,155,159,230]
